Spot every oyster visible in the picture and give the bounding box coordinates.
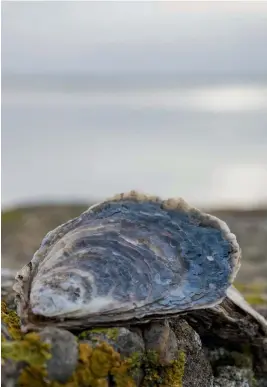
[14,190,244,331]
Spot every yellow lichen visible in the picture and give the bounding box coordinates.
[1,332,51,387]
[1,300,22,340]
[142,350,162,385]
[1,305,186,387]
[162,351,186,387]
[2,336,136,386]
[57,341,136,387]
[1,332,51,366]
[141,350,186,387]
[79,327,120,342]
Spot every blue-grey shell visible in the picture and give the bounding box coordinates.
[14,191,241,329]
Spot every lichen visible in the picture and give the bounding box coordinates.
[1,300,22,340]
[141,349,186,387]
[78,327,120,342]
[1,332,51,387]
[125,351,143,377]
[142,350,163,385]
[53,341,136,387]
[1,306,186,386]
[1,332,51,365]
[2,330,136,387]
[162,351,186,387]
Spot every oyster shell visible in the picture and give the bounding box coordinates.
[13,190,242,331]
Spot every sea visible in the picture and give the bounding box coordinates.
[2,74,267,210]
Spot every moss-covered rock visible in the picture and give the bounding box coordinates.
[0,306,203,387]
[143,321,178,366]
[1,300,22,341]
[170,319,213,387]
[1,331,137,387]
[141,349,185,387]
[2,293,265,386]
[213,365,255,387]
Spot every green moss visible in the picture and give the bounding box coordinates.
[1,306,186,387]
[1,301,22,340]
[1,332,52,387]
[2,331,136,387]
[163,351,186,387]
[78,327,120,342]
[141,349,186,387]
[1,332,51,366]
[54,341,136,387]
[142,350,163,385]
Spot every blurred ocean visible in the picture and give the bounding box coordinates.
[2,74,267,209]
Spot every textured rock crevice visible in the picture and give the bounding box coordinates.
[2,298,266,387]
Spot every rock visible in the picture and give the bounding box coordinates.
[257,379,267,387]
[255,306,267,319]
[252,337,267,381]
[1,359,26,387]
[143,320,178,366]
[38,327,78,383]
[214,366,255,387]
[170,318,214,387]
[1,326,79,386]
[80,327,145,386]
[205,347,253,370]
[1,321,13,341]
[205,347,257,387]
[1,268,17,311]
[80,327,145,358]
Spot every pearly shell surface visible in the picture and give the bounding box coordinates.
[13,191,241,331]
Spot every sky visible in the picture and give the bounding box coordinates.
[2,1,267,76]
[2,1,267,209]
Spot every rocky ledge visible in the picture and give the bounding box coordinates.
[1,270,267,387]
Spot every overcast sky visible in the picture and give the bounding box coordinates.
[2,1,267,75]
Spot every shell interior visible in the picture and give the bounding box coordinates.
[13,191,241,329]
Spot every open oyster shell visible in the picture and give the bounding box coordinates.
[13,190,242,332]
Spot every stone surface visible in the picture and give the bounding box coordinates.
[1,268,17,311]
[39,327,78,383]
[81,327,145,359]
[170,318,214,387]
[1,321,13,341]
[252,337,267,381]
[1,359,26,387]
[205,347,253,370]
[143,320,178,366]
[80,327,145,386]
[213,366,255,387]
[257,379,267,387]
